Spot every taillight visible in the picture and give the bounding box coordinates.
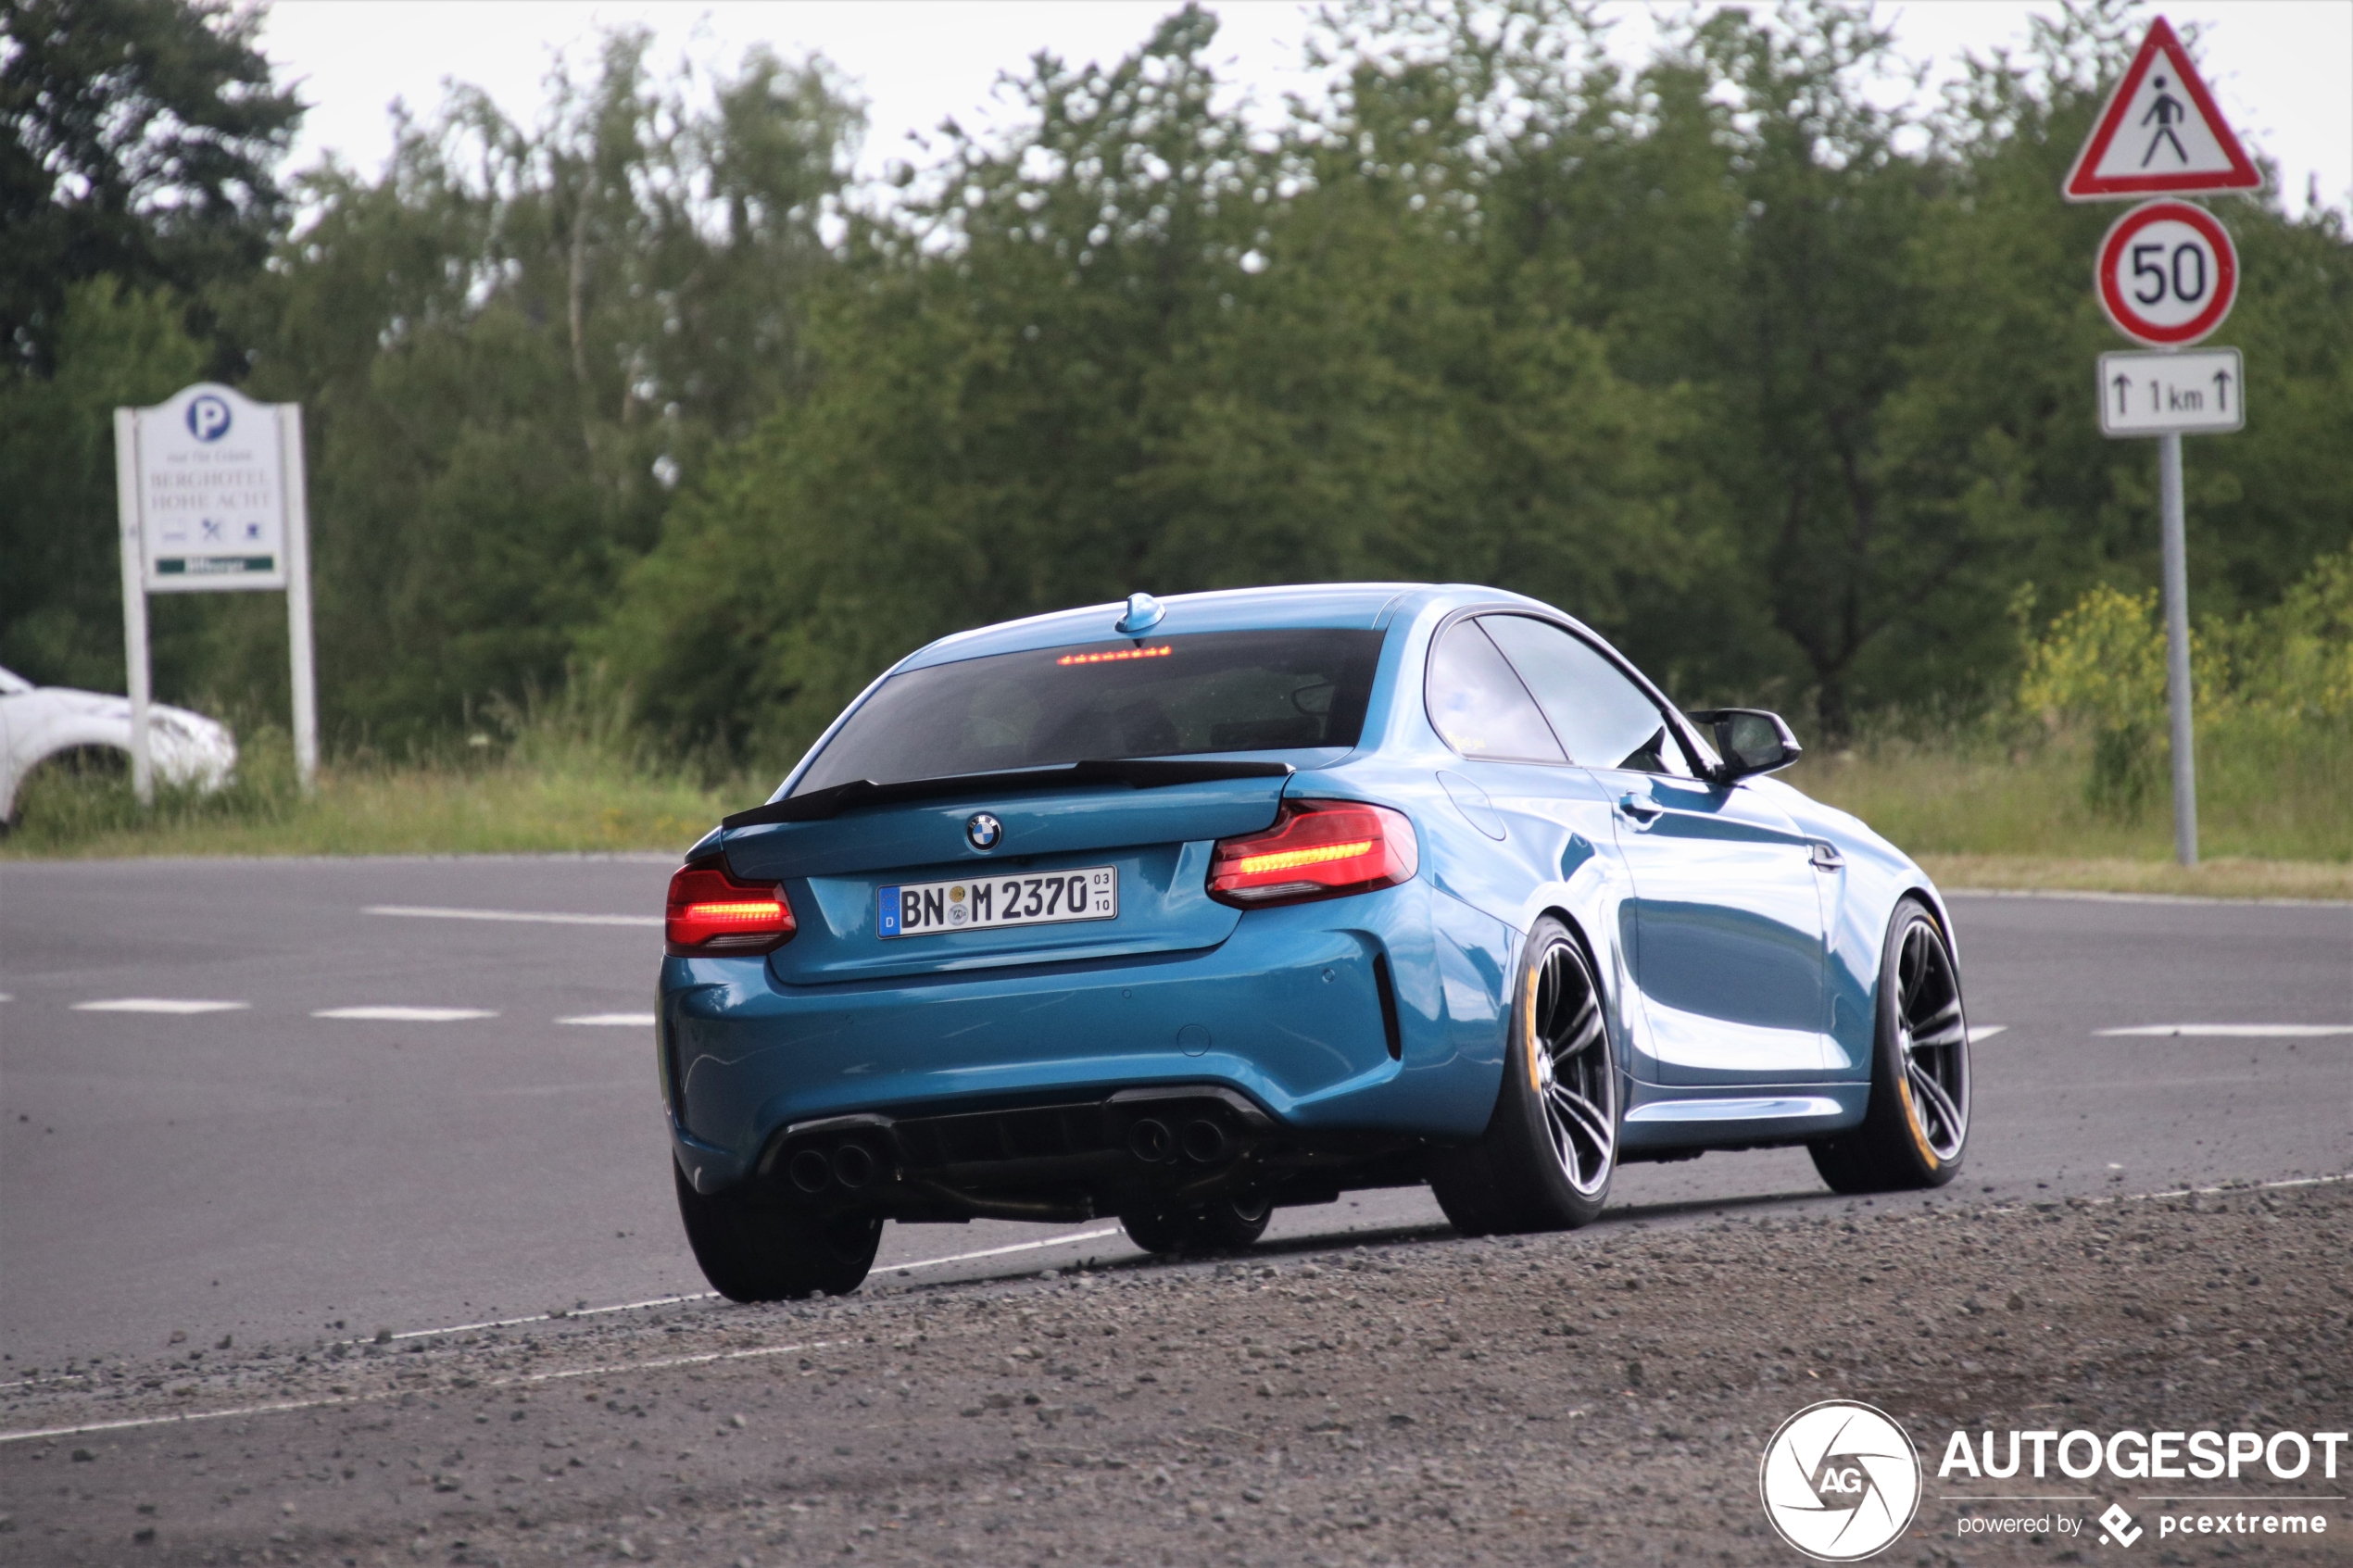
[1207,801,1418,908]
[664,859,796,956]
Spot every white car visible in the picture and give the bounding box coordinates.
[0,664,238,824]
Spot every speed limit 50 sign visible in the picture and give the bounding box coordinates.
[2095,199,2237,345]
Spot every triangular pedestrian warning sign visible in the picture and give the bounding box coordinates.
[2063,17,2261,200]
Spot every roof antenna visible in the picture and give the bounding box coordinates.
[1115,591,1165,635]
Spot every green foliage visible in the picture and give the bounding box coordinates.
[4,0,2349,798]
[0,277,205,688]
[2012,550,2353,826]
[0,0,301,373]
[207,31,862,751]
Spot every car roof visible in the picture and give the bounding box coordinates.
[894,583,1567,671]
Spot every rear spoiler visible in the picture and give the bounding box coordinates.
[722,759,1295,830]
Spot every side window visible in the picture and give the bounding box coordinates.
[1478,615,1689,776]
[1425,620,1566,762]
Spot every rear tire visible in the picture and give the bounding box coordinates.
[1809,897,1971,1194]
[1120,1196,1271,1255]
[1428,916,1618,1236]
[672,1163,882,1301]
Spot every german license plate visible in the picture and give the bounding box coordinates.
[877,867,1118,938]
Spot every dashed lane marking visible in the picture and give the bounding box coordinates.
[70,998,249,1015]
[367,905,661,928]
[2095,1023,2353,1037]
[1967,1025,2007,1042]
[312,1006,497,1022]
[559,1012,657,1026]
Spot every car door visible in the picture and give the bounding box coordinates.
[1478,615,1831,1084]
[1420,615,1624,918]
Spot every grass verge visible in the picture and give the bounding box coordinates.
[0,728,749,859]
[7,724,2347,898]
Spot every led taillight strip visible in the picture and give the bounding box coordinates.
[1227,839,1375,878]
[681,899,786,924]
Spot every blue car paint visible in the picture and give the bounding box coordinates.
[660,583,1950,1191]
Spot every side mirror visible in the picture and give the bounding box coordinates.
[1689,708,1803,783]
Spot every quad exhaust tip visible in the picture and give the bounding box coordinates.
[1180,1118,1229,1163]
[1127,1118,1175,1162]
[787,1148,834,1194]
[831,1142,878,1189]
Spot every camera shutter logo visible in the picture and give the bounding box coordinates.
[1759,1400,1922,1561]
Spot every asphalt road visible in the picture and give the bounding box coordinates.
[3,857,2347,1374]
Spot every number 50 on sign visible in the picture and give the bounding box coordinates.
[2095,199,2237,346]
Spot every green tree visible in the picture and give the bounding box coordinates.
[1,0,300,374]
[216,31,860,748]
[0,276,205,687]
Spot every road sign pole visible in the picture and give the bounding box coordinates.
[112,408,155,807]
[2158,431,2197,867]
[278,404,320,796]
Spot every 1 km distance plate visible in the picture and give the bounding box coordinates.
[2097,347,2245,437]
[878,867,1118,938]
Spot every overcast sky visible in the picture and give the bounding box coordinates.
[260,1,2350,217]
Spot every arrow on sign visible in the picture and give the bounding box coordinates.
[2210,368,2232,410]
[2112,372,2133,416]
[2063,17,2260,200]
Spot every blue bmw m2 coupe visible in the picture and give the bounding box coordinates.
[658,583,1972,1299]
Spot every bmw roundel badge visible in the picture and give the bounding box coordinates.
[965,812,1003,850]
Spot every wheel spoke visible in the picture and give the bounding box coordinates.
[1554,988,1603,1059]
[1906,1060,1965,1153]
[1908,994,1965,1048]
[1900,925,1931,1010]
[1546,1082,1614,1163]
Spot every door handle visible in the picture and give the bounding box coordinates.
[1809,841,1844,871]
[1617,793,1663,826]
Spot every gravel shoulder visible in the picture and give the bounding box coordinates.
[5,1179,2347,1566]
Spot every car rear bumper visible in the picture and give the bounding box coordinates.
[658,879,1518,1197]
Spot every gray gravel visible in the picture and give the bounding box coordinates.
[5,1177,2347,1565]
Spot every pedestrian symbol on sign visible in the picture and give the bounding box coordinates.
[2140,76,2187,167]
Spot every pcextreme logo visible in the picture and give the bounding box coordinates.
[1760,1400,1923,1561]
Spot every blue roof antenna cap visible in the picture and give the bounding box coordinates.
[1115,592,1166,635]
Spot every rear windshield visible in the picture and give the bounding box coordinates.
[795,629,1385,793]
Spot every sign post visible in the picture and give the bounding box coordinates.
[2064,17,2258,869]
[113,383,318,802]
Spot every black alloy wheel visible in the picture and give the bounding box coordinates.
[672,1163,883,1301]
[1428,915,1618,1236]
[1810,897,1971,1194]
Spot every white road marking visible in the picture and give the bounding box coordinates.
[367,904,661,928]
[2095,1023,2353,1038]
[1967,1025,2007,1042]
[4,1174,2344,1444]
[391,1291,720,1342]
[888,1226,1126,1276]
[312,1006,497,1022]
[559,1012,657,1026]
[397,1226,1125,1340]
[71,998,249,1015]
[0,1336,844,1446]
